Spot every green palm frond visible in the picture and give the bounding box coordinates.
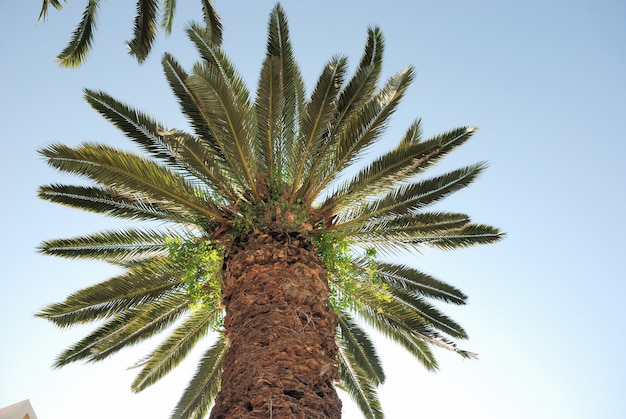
[350,287,447,370]
[83,89,175,163]
[375,262,467,305]
[186,63,257,196]
[310,67,415,203]
[158,129,240,202]
[53,292,190,367]
[385,287,467,339]
[410,125,478,167]
[265,4,306,181]
[161,0,177,33]
[324,125,477,210]
[399,118,423,146]
[346,261,476,359]
[290,56,347,198]
[186,22,254,149]
[346,262,468,339]
[342,215,499,257]
[410,223,504,250]
[342,212,471,247]
[38,184,198,224]
[38,0,65,20]
[358,307,438,370]
[200,0,222,45]
[132,306,222,391]
[87,83,239,199]
[127,0,159,63]
[55,0,100,68]
[338,312,385,385]
[36,258,184,327]
[41,0,218,66]
[255,55,282,182]
[302,27,384,199]
[337,345,383,419]
[335,26,384,125]
[38,227,173,262]
[334,162,488,229]
[39,143,227,224]
[358,291,477,366]
[171,336,228,419]
[162,53,223,158]
[186,23,245,93]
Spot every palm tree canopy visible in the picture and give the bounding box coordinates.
[38,0,220,67]
[38,4,503,418]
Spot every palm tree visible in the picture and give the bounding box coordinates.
[37,4,503,418]
[38,0,220,67]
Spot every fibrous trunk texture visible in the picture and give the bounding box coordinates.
[210,230,342,418]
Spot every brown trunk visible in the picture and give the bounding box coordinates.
[209,230,342,419]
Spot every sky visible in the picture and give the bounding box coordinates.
[1,1,625,418]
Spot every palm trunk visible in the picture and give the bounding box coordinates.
[210,229,342,418]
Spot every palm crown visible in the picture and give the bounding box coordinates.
[38,4,502,418]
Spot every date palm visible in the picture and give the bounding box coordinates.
[38,0,220,67]
[37,4,503,418]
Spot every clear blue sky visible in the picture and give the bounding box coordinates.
[1,1,625,418]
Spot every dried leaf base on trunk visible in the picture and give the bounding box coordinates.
[210,230,342,418]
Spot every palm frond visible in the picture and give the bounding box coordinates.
[337,345,383,419]
[187,22,255,146]
[39,143,228,224]
[291,56,348,199]
[341,215,491,257]
[38,184,199,224]
[68,89,239,202]
[310,67,415,202]
[351,282,475,369]
[186,21,253,119]
[337,312,385,385]
[255,56,283,182]
[171,335,228,419]
[162,53,223,158]
[36,258,184,327]
[410,125,477,163]
[265,4,306,182]
[55,0,100,68]
[53,292,189,367]
[127,0,159,63]
[375,262,467,305]
[323,125,478,212]
[386,287,467,339]
[83,89,174,163]
[399,118,423,146]
[410,223,505,250]
[342,212,470,241]
[303,27,384,199]
[38,227,173,262]
[200,0,222,45]
[317,120,422,213]
[347,261,468,338]
[132,306,222,391]
[333,162,488,229]
[38,0,65,20]
[161,0,176,34]
[357,288,477,365]
[186,23,245,94]
[186,63,257,197]
[336,26,384,122]
[356,298,439,371]
[158,129,241,202]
